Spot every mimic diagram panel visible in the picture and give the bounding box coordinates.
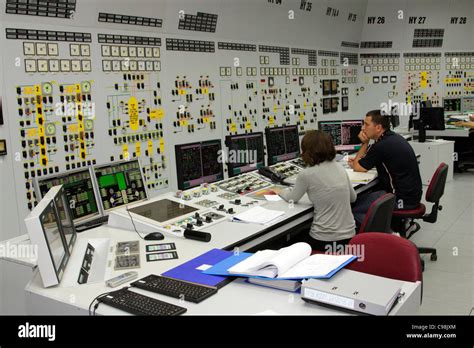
[165,37,219,137]
[339,52,359,115]
[97,32,168,192]
[258,45,319,135]
[403,52,442,107]
[4,28,97,215]
[359,53,402,114]
[443,52,474,113]
[288,48,318,134]
[217,42,260,136]
[258,46,292,131]
[318,50,341,121]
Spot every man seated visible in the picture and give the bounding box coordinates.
[349,110,423,230]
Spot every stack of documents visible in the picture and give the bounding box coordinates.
[203,242,356,280]
[348,170,377,186]
[231,206,285,225]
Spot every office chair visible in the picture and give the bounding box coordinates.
[346,232,423,305]
[358,193,396,234]
[346,232,423,284]
[391,163,449,266]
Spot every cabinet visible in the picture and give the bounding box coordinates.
[409,140,454,185]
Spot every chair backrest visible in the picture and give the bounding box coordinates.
[359,193,396,233]
[426,162,448,203]
[346,232,422,283]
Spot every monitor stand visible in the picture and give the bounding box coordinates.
[418,119,426,143]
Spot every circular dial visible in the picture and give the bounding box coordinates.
[81,81,91,93]
[42,82,52,95]
[84,119,94,131]
[45,123,56,135]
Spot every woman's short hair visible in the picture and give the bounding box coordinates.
[301,130,336,166]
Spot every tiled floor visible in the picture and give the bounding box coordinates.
[413,172,473,315]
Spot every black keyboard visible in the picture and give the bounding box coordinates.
[131,275,218,303]
[98,288,187,316]
[75,215,109,232]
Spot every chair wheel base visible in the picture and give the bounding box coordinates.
[430,254,438,261]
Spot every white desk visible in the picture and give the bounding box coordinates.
[410,127,471,138]
[3,167,410,316]
[24,225,421,316]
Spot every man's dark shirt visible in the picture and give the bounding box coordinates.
[359,130,422,209]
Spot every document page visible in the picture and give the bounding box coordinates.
[348,170,377,183]
[228,250,279,277]
[280,254,354,279]
[227,243,311,278]
[261,242,312,276]
[232,206,285,224]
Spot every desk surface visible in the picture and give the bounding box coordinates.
[25,223,420,316]
[12,164,420,316]
[409,127,471,138]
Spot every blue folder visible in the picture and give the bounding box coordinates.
[203,252,357,280]
[161,248,234,287]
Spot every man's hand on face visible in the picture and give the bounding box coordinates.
[358,131,370,144]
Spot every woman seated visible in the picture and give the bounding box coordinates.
[278,130,357,252]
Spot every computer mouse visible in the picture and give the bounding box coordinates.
[144,232,164,241]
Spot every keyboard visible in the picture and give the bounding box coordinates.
[131,275,218,303]
[98,288,187,316]
[75,215,109,232]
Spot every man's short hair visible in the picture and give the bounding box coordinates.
[366,109,391,130]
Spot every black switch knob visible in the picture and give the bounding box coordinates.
[218,204,225,210]
[196,219,203,226]
[186,223,194,229]
[205,216,212,223]
[234,199,241,205]
[227,208,234,214]
[194,212,200,219]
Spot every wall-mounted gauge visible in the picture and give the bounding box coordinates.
[42,82,53,95]
[84,119,94,131]
[81,81,91,93]
[45,123,56,136]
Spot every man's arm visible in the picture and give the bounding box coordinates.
[348,131,370,172]
[349,143,369,172]
[455,121,474,129]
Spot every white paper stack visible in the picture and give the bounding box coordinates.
[231,206,285,225]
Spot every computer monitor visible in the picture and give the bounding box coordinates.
[175,139,224,190]
[36,169,100,222]
[225,132,265,177]
[319,121,341,145]
[25,185,77,287]
[265,125,300,165]
[93,159,147,212]
[414,107,446,131]
[318,120,363,151]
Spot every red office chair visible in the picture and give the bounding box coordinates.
[358,193,396,234]
[346,232,423,304]
[392,163,449,264]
